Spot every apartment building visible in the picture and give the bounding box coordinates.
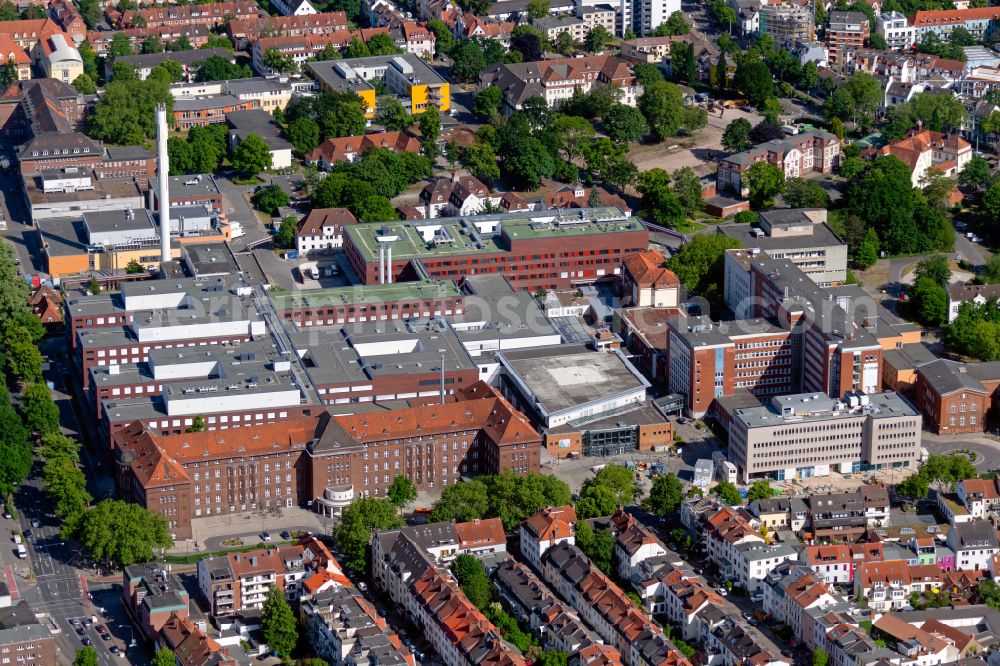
[636,0,682,36]
[614,514,669,581]
[372,519,507,607]
[124,562,191,640]
[717,130,841,198]
[0,600,59,666]
[86,26,211,55]
[806,486,891,542]
[876,128,972,187]
[947,520,1000,571]
[541,542,692,666]
[826,11,868,62]
[409,568,526,666]
[226,11,349,49]
[159,613,238,666]
[801,542,888,585]
[117,1,260,30]
[747,496,808,532]
[294,207,357,254]
[304,131,421,170]
[876,11,917,48]
[626,557,724,642]
[728,392,921,484]
[478,55,639,113]
[763,564,840,640]
[301,585,413,666]
[308,53,450,118]
[494,558,620,659]
[732,543,798,593]
[853,561,942,612]
[914,358,1000,434]
[758,4,813,48]
[956,478,1000,519]
[520,505,577,570]
[910,6,1000,42]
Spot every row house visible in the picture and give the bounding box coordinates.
[806,486,890,543]
[301,585,414,666]
[731,542,797,593]
[252,31,354,75]
[493,558,620,660]
[86,25,211,56]
[910,6,1000,43]
[372,519,508,607]
[197,537,341,616]
[611,510,669,580]
[304,131,422,170]
[947,519,1000,571]
[800,543,887,585]
[159,613,237,666]
[853,561,942,612]
[419,174,529,219]
[747,497,808,533]
[763,564,841,641]
[541,542,692,666]
[956,477,1000,519]
[717,130,840,198]
[226,11,349,50]
[478,55,640,113]
[702,507,764,577]
[116,1,261,30]
[408,568,526,666]
[706,619,789,666]
[519,505,576,571]
[626,557,724,642]
[870,614,962,665]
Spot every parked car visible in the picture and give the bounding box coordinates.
[81,638,92,646]
[30,519,39,528]
[110,646,122,656]
[261,532,272,542]
[280,531,291,540]
[75,627,86,636]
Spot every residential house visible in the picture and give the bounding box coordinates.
[159,613,238,666]
[620,250,679,308]
[853,561,942,612]
[304,131,422,170]
[957,477,1000,519]
[947,520,1000,571]
[871,614,961,665]
[947,284,1000,323]
[801,543,887,585]
[0,35,30,81]
[732,542,797,593]
[124,562,190,640]
[763,564,840,641]
[294,208,357,254]
[419,174,528,218]
[876,128,972,187]
[520,505,576,571]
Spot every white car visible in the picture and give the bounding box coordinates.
[30,519,39,528]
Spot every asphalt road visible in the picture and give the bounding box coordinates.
[215,173,272,252]
[923,437,1000,472]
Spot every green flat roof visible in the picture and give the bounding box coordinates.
[269,279,462,310]
[346,208,638,263]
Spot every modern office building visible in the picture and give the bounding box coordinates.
[727,391,921,483]
[307,53,450,117]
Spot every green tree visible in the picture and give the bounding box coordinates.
[589,528,615,573]
[960,155,991,187]
[550,115,595,162]
[735,58,773,106]
[743,161,784,208]
[418,105,441,158]
[73,648,98,666]
[377,97,413,131]
[633,63,665,87]
[429,479,489,523]
[782,178,829,208]
[854,228,880,270]
[914,255,951,286]
[452,554,492,608]
[722,117,751,153]
[461,143,501,184]
[896,472,930,499]
[262,586,298,659]
[645,473,683,515]
[527,0,549,18]
[473,86,504,119]
[43,455,90,537]
[88,78,173,145]
[367,32,401,55]
[584,25,611,52]
[666,232,742,297]
[201,36,235,51]
[664,10,689,34]
[638,80,688,141]
[387,475,417,508]
[151,648,175,666]
[251,185,289,216]
[185,415,206,433]
[194,55,250,82]
[140,35,162,54]
[4,326,43,383]
[263,47,297,73]
[912,92,967,132]
[711,481,742,505]
[21,383,60,434]
[427,19,455,57]
[604,103,647,144]
[125,258,144,274]
[746,480,773,501]
[76,499,173,567]
[109,32,134,57]
[166,36,193,51]
[450,40,488,82]
[286,116,320,154]
[232,135,272,176]
[812,648,829,666]
[671,166,702,215]
[909,276,948,326]
[40,431,79,463]
[336,497,404,570]
[274,216,297,249]
[580,465,641,509]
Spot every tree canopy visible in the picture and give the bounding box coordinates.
[262,586,298,659]
[76,499,173,567]
[666,233,743,299]
[429,471,571,529]
[335,497,404,570]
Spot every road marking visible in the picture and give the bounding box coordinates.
[4,565,17,599]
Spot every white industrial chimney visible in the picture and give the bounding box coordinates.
[156,103,170,263]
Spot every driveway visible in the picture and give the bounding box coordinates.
[215,174,271,251]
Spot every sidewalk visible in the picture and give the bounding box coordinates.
[168,506,334,554]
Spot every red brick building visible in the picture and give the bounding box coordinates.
[915,358,1000,434]
[116,1,260,30]
[113,382,541,536]
[226,11,349,50]
[343,209,647,292]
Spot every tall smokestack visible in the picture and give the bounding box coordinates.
[156,103,170,263]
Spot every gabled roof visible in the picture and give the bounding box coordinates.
[522,505,576,541]
[295,207,357,237]
[622,250,679,290]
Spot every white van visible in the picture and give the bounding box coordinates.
[16,544,26,558]
[12,534,20,544]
